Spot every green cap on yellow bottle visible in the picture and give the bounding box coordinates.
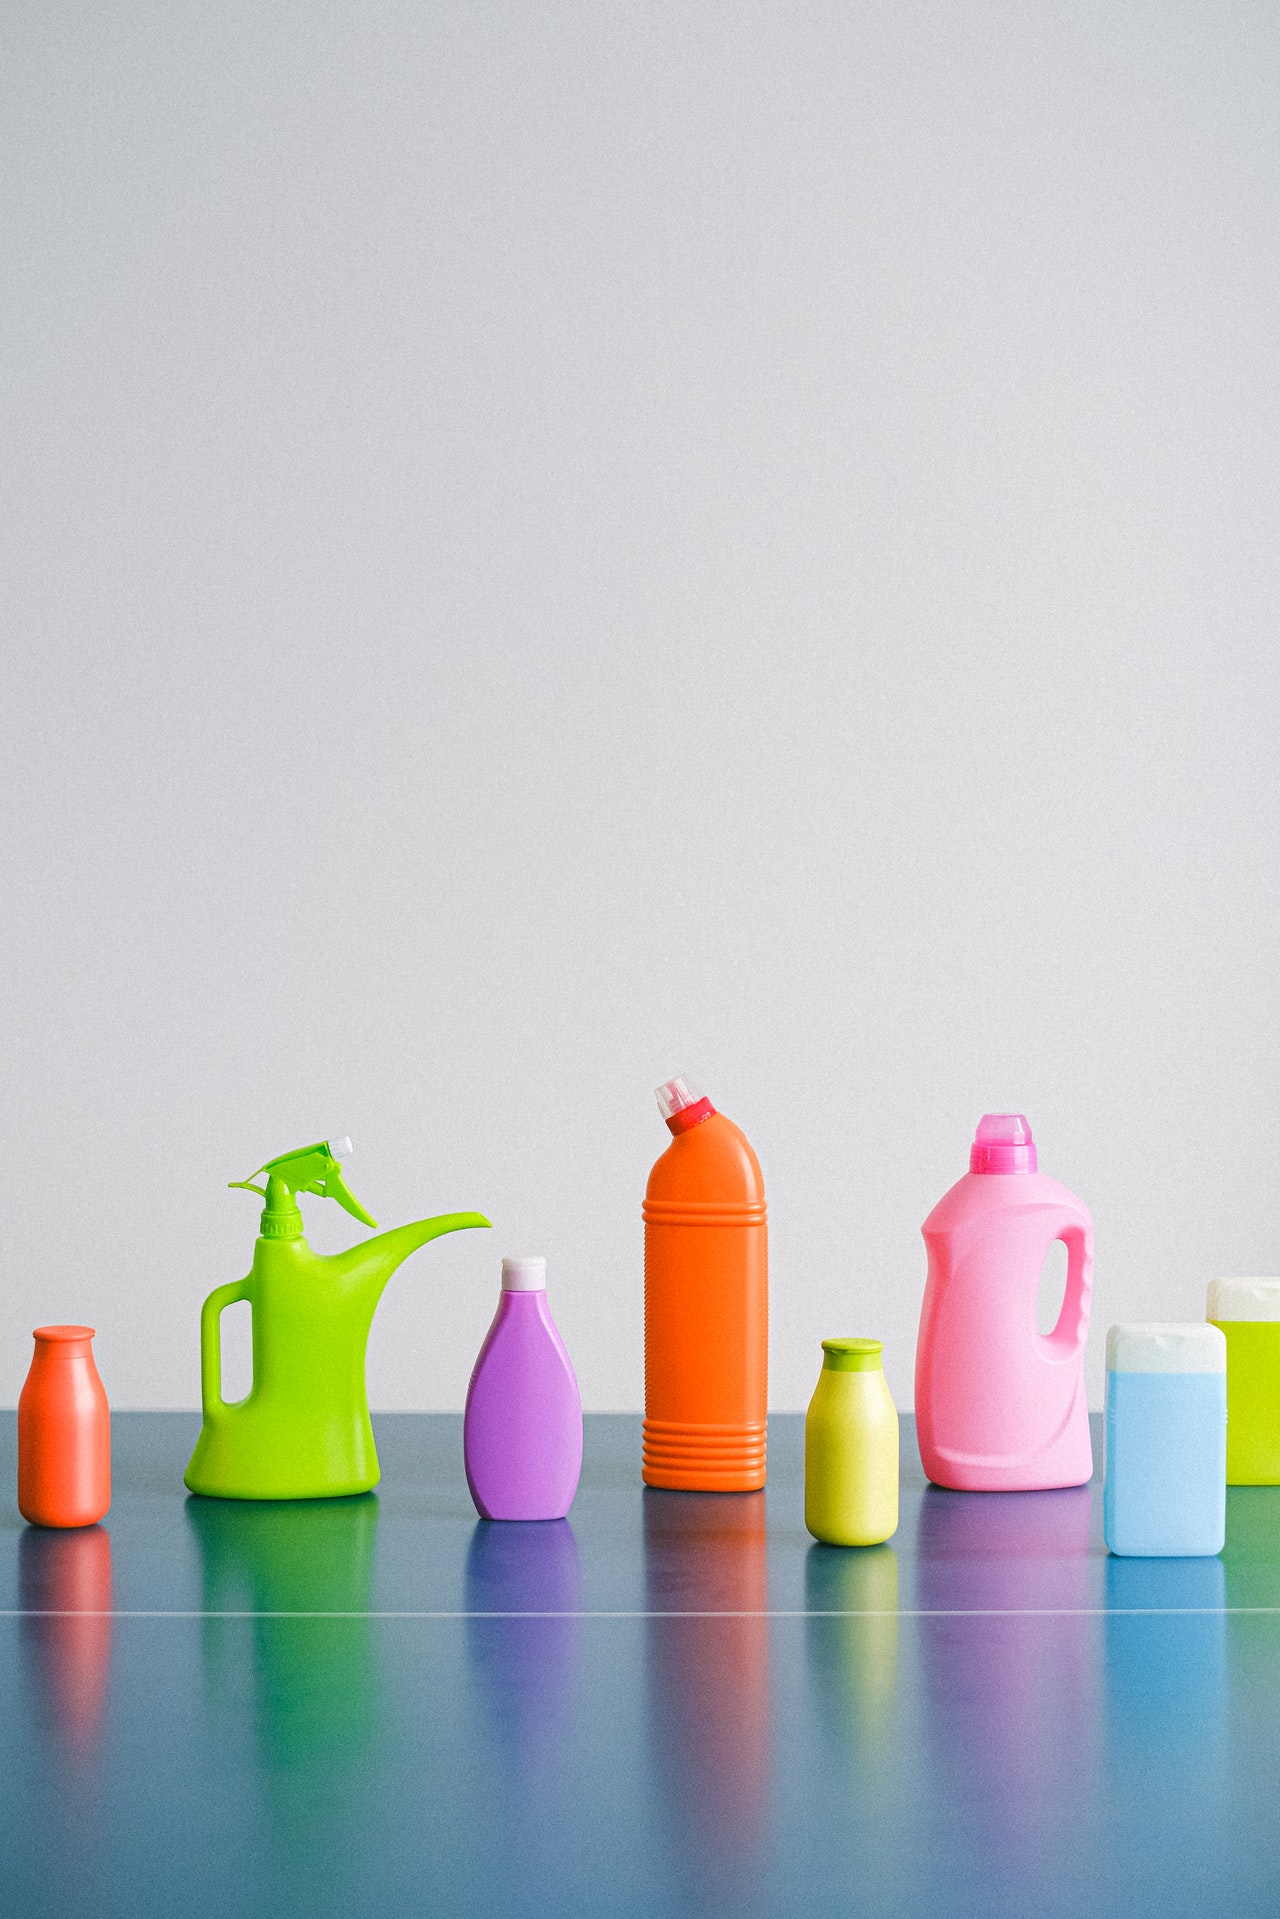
[821,1338,883,1373]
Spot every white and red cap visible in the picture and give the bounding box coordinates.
[655,1074,717,1135]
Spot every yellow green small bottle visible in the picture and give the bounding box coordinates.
[1207,1278,1280,1483]
[805,1338,899,1547]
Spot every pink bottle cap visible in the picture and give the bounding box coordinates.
[969,1113,1037,1174]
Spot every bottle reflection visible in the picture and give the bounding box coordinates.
[644,1490,770,1915]
[804,1543,899,1750]
[1222,1488,1280,1720]
[1103,1555,1225,1778]
[186,1494,380,1806]
[464,1519,582,1781]
[916,1485,1097,1884]
[19,1525,113,1760]
[1222,1487,1280,1610]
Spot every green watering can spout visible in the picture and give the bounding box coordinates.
[184,1138,491,1501]
[330,1211,494,1316]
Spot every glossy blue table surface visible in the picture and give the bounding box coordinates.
[2,1412,1279,1917]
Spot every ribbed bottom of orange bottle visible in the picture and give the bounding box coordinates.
[642,1419,768,1491]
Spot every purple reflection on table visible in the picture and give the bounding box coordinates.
[915,1480,1095,1611]
[464,1518,582,1779]
[915,1485,1098,1889]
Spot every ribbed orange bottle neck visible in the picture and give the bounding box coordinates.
[643,1198,767,1224]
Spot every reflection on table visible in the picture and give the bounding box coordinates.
[643,1489,770,1916]
[1222,1486,1280,1777]
[186,1490,382,1882]
[916,1484,1098,1895]
[1104,1554,1225,1761]
[1222,1486,1280,1610]
[464,1518,582,1782]
[19,1524,113,1760]
[804,1541,899,1749]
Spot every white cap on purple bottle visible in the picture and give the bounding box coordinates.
[501,1256,547,1292]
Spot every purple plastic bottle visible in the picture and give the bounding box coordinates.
[464,1257,583,1521]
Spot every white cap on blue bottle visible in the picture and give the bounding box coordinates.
[1106,1323,1226,1373]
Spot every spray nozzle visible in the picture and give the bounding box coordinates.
[230,1139,378,1231]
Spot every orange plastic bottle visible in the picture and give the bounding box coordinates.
[18,1326,112,1528]
[643,1076,768,1490]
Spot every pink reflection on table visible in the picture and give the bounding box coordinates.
[915,1484,1098,1877]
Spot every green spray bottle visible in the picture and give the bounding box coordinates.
[184,1139,490,1500]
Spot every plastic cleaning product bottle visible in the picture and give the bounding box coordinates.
[805,1339,899,1546]
[643,1075,767,1491]
[1207,1279,1280,1483]
[18,1326,112,1528]
[185,1139,489,1500]
[1104,1323,1226,1556]
[465,1257,583,1520]
[916,1113,1093,1492]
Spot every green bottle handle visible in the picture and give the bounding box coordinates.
[200,1278,251,1420]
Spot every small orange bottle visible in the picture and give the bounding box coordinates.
[18,1326,111,1528]
[643,1076,768,1490]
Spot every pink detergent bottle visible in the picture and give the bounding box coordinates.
[465,1257,583,1521]
[915,1114,1094,1491]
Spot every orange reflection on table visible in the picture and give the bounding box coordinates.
[644,1489,770,1908]
[19,1524,113,1758]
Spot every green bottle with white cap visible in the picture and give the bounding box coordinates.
[805,1339,899,1547]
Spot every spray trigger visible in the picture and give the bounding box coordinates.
[229,1139,379,1230]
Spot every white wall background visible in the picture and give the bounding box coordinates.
[2,2,1277,1414]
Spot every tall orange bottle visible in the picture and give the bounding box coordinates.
[643,1076,768,1490]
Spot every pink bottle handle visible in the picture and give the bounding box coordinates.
[1047,1222,1092,1355]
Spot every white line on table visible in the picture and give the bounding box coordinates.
[1,1607,1276,1620]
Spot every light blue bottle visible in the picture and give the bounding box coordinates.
[1104,1323,1227,1557]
